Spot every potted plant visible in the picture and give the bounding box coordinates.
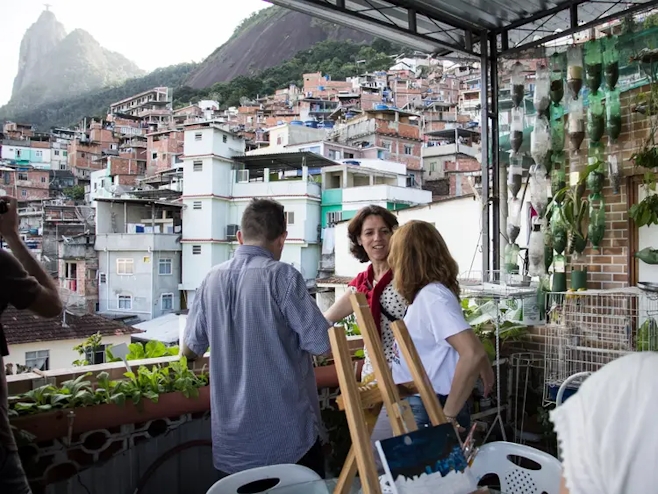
[9,357,210,443]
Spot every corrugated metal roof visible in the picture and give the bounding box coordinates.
[270,0,658,56]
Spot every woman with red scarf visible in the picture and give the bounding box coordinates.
[324,205,407,382]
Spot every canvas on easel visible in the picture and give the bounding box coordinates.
[329,292,476,494]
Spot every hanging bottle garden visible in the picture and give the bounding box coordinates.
[568,98,586,152]
[529,163,550,218]
[589,201,606,250]
[606,88,622,141]
[508,155,524,199]
[587,92,606,143]
[585,39,603,95]
[567,45,584,100]
[603,36,619,90]
[528,223,546,277]
[550,52,565,105]
[534,64,551,116]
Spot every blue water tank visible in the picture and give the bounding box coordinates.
[375,104,389,110]
[345,112,356,119]
[305,120,318,128]
[290,120,304,126]
[344,160,361,166]
[319,121,334,129]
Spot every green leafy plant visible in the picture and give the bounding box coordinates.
[8,361,209,418]
[339,314,361,337]
[105,340,179,363]
[73,333,104,366]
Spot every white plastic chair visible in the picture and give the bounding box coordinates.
[206,464,328,494]
[556,372,592,407]
[469,441,562,494]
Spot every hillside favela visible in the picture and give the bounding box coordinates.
[2,2,658,493]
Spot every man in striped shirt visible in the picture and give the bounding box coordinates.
[183,198,332,479]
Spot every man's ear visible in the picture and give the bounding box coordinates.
[237,230,244,245]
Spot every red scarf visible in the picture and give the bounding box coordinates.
[348,265,393,337]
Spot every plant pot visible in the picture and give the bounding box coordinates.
[552,272,568,292]
[571,269,588,290]
[11,387,211,444]
[315,364,340,388]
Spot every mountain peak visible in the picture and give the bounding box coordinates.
[36,9,58,23]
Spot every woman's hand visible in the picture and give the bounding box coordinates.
[480,361,495,397]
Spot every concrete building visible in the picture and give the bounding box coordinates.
[1,137,51,170]
[109,87,173,129]
[58,232,99,314]
[0,165,51,203]
[95,197,182,321]
[180,121,333,303]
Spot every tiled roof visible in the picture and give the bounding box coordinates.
[1,306,143,346]
[316,276,353,285]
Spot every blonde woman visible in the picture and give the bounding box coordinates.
[385,220,494,430]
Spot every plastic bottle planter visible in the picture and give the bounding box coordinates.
[529,165,549,218]
[508,158,523,199]
[603,36,620,90]
[608,155,621,195]
[606,88,622,142]
[511,62,525,108]
[550,52,565,105]
[531,116,552,166]
[585,39,603,95]
[551,168,567,198]
[551,207,569,256]
[587,166,605,198]
[589,201,606,250]
[510,106,524,154]
[568,99,586,152]
[508,197,522,244]
[504,243,521,274]
[528,224,546,277]
[534,65,551,115]
[567,45,584,100]
[587,93,605,144]
[551,104,565,153]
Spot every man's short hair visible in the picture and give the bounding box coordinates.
[240,198,286,243]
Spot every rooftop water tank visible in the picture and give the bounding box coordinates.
[290,120,304,126]
[305,121,318,128]
[375,104,389,110]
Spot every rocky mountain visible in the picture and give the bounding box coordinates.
[5,10,143,113]
[184,5,374,89]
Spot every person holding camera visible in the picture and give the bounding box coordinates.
[0,196,62,493]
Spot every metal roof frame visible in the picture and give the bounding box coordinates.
[269,0,658,57]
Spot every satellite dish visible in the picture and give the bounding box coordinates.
[59,285,88,319]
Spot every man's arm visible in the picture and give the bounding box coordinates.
[182,280,209,361]
[280,269,331,356]
[0,196,62,318]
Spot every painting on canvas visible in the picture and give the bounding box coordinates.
[376,424,476,494]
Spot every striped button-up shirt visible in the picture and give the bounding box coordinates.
[184,245,331,474]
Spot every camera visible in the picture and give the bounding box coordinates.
[0,201,7,215]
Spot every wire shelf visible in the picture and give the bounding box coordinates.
[543,288,658,404]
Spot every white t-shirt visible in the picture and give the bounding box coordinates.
[391,282,470,396]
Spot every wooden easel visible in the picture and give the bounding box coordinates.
[329,292,453,494]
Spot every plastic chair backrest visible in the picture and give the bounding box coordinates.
[206,464,327,494]
[469,441,562,494]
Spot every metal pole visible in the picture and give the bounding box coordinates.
[479,31,490,280]
[489,34,501,276]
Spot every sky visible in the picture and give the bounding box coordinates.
[0,0,270,106]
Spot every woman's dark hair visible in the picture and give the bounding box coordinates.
[347,205,399,263]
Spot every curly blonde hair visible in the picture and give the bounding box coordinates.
[388,220,460,303]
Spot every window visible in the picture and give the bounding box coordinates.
[285,211,295,225]
[194,132,202,141]
[430,161,437,173]
[159,258,172,275]
[152,152,158,160]
[99,273,107,283]
[382,141,392,151]
[59,163,67,170]
[15,149,21,158]
[63,151,68,157]
[54,150,60,156]
[327,211,343,225]
[17,172,28,181]
[41,176,46,183]
[25,350,49,371]
[192,245,202,255]
[35,150,43,158]
[222,134,227,143]
[193,201,202,210]
[20,190,27,197]
[276,136,282,145]
[116,258,134,275]
[118,295,132,310]
[161,293,174,311]
[85,345,107,365]
[404,145,413,155]
[193,161,203,172]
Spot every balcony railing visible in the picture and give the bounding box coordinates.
[64,278,77,292]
